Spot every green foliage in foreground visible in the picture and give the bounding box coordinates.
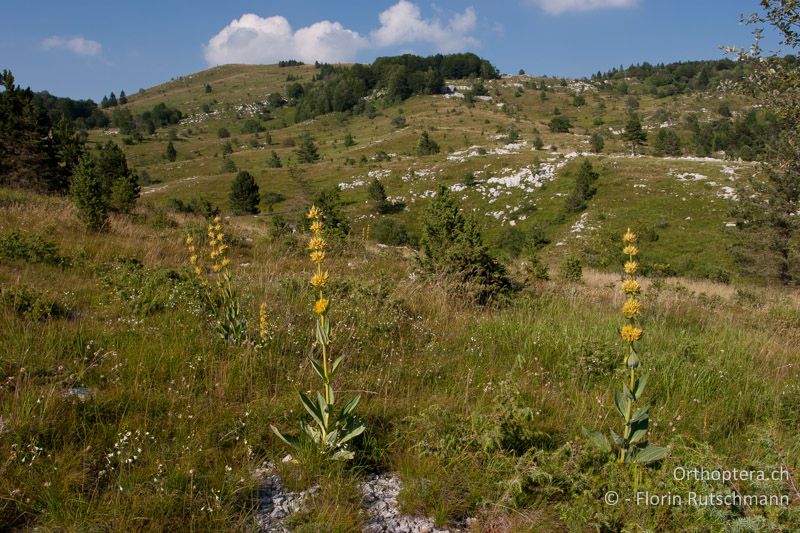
[1,189,798,530]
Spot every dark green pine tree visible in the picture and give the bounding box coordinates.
[118,90,128,105]
[420,185,510,303]
[622,112,647,155]
[565,159,599,213]
[295,132,320,163]
[0,70,64,192]
[367,177,389,213]
[70,153,108,230]
[108,92,118,107]
[229,170,260,215]
[109,170,140,214]
[95,140,130,198]
[166,141,177,162]
[53,117,86,181]
[652,128,682,157]
[309,186,350,235]
[416,131,440,156]
[267,150,282,168]
[590,132,605,153]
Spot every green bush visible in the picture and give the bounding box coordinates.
[523,253,550,282]
[371,218,416,247]
[559,255,582,282]
[221,157,237,173]
[548,115,571,133]
[1,285,69,320]
[0,231,69,266]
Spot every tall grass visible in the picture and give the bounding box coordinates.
[0,189,798,530]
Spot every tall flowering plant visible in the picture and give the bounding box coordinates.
[587,229,667,465]
[271,206,365,460]
[186,215,248,343]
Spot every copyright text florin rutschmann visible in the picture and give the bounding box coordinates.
[603,465,793,507]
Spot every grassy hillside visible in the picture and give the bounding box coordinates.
[94,62,761,282]
[2,63,799,530]
[1,186,799,530]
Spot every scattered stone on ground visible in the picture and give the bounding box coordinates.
[360,474,452,533]
[255,464,467,533]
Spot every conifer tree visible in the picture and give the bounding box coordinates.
[71,154,108,230]
[416,131,440,156]
[420,185,510,303]
[0,70,63,192]
[229,170,260,215]
[367,177,389,213]
[565,159,599,213]
[166,141,177,162]
[267,150,282,168]
[622,112,647,155]
[590,132,605,153]
[109,170,140,214]
[295,132,320,163]
[96,140,130,197]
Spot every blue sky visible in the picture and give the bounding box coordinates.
[1,0,785,101]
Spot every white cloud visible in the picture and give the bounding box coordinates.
[41,35,102,56]
[204,14,366,65]
[528,0,638,15]
[204,1,479,66]
[371,1,478,52]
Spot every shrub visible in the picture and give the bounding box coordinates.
[390,115,407,129]
[1,285,69,320]
[523,253,550,282]
[263,191,286,213]
[221,157,237,173]
[0,231,69,266]
[217,127,230,138]
[548,115,571,133]
[367,178,389,213]
[309,186,350,236]
[371,218,416,247]
[166,196,220,218]
[590,132,605,153]
[652,128,682,157]
[559,255,582,282]
[241,119,263,134]
[564,159,599,213]
[267,150,282,168]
